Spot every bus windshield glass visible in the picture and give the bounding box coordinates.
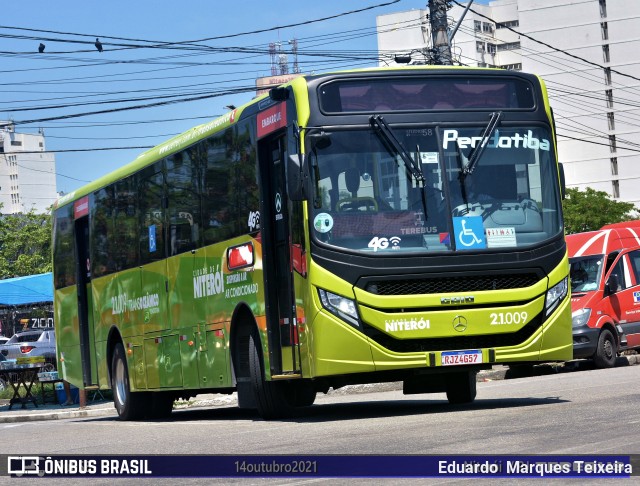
[309,125,562,254]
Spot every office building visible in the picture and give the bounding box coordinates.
[0,123,57,214]
[377,0,640,207]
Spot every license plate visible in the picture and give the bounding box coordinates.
[441,350,483,366]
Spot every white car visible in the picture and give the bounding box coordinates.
[0,330,56,371]
[0,337,9,346]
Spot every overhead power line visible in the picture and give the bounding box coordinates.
[14,146,153,154]
[0,0,401,53]
[451,0,640,84]
[5,85,260,126]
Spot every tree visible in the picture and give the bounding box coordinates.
[562,187,636,235]
[0,207,52,279]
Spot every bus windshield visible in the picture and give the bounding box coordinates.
[309,125,562,254]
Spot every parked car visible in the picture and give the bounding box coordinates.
[568,222,640,368]
[0,353,5,391]
[0,329,56,371]
[0,336,9,346]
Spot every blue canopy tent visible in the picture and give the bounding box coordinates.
[0,273,53,337]
[0,273,53,306]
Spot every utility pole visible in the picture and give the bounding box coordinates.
[428,0,453,65]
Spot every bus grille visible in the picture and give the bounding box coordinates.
[364,273,539,295]
[362,313,543,353]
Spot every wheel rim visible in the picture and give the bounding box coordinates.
[42,363,55,373]
[114,357,127,406]
[604,337,614,360]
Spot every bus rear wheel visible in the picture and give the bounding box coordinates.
[112,343,148,420]
[248,331,295,419]
[148,392,174,419]
[594,329,617,368]
[445,371,477,405]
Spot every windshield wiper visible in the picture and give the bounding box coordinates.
[370,115,425,186]
[370,115,429,221]
[461,111,502,179]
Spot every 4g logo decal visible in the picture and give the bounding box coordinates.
[367,236,402,252]
[247,211,260,231]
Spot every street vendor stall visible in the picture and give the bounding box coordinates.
[0,358,45,409]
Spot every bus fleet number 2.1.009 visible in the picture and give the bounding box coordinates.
[490,311,528,325]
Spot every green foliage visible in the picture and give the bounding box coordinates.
[0,207,52,279]
[562,187,636,235]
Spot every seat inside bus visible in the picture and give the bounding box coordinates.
[454,165,543,233]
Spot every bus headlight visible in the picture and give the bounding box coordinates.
[318,289,360,328]
[571,308,591,328]
[545,277,568,316]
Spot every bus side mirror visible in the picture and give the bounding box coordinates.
[287,154,305,201]
[559,163,566,199]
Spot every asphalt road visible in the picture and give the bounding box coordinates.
[1,364,638,485]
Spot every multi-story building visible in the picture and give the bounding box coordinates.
[0,123,57,214]
[377,0,640,208]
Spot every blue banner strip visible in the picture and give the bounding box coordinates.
[3,455,635,478]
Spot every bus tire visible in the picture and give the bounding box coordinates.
[594,329,616,368]
[445,371,477,405]
[148,392,174,419]
[505,364,534,379]
[289,381,316,407]
[112,343,148,420]
[248,330,294,419]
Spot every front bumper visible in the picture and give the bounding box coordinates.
[572,323,600,359]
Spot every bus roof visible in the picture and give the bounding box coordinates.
[54,103,253,210]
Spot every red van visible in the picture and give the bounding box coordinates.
[567,222,640,367]
[567,221,640,368]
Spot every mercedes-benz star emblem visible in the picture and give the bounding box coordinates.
[452,315,468,332]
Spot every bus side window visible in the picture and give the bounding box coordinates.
[53,205,76,289]
[201,121,259,244]
[202,132,231,245]
[166,149,201,256]
[90,186,115,277]
[138,165,166,263]
[114,176,139,270]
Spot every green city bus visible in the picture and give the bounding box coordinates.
[52,66,572,420]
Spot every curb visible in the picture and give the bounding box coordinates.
[0,405,115,423]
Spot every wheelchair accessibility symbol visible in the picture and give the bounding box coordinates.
[453,216,486,250]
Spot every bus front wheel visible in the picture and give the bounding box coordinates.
[112,343,148,420]
[289,381,316,407]
[445,371,477,405]
[248,331,295,419]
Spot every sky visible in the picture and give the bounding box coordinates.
[0,0,446,195]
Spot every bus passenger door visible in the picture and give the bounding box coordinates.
[258,131,301,377]
[74,214,96,386]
